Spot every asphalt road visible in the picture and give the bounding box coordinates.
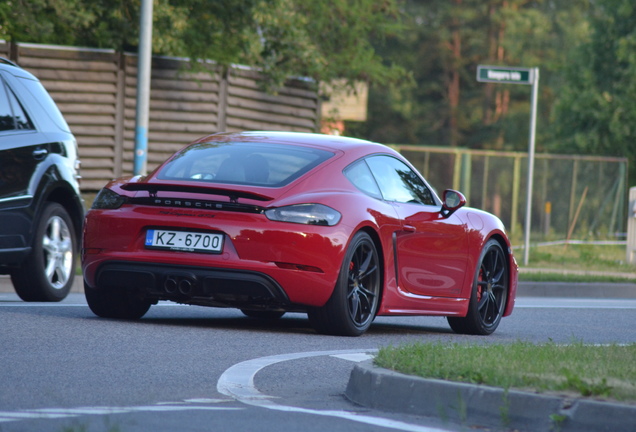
[0,291,634,432]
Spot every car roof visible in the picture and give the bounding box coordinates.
[197,131,391,153]
[0,58,37,80]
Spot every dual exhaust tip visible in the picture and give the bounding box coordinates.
[164,275,195,295]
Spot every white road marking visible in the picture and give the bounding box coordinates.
[330,352,375,362]
[0,401,241,423]
[2,297,636,309]
[0,301,185,307]
[2,294,636,313]
[0,303,87,307]
[217,349,453,432]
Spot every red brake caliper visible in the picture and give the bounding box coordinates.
[477,269,485,302]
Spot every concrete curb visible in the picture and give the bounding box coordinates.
[517,281,636,298]
[345,360,636,432]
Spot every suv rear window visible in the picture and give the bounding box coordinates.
[0,79,34,131]
[158,142,334,187]
[17,76,70,132]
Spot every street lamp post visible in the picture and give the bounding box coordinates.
[133,0,153,176]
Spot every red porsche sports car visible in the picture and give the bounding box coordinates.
[82,131,517,336]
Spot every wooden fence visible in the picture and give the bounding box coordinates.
[0,42,319,190]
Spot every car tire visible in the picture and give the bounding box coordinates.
[308,231,381,336]
[241,309,285,320]
[448,239,509,335]
[84,282,151,319]
[11,202,77,302]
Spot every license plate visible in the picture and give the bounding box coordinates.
[145,229,223,253]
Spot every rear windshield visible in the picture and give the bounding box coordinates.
[17,76,71,133]
[158,141,334,187]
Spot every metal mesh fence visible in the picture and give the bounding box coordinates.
[395,145,628,246]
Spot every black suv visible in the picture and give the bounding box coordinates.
[0,58,83,301]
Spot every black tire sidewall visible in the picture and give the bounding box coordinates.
[84,282,151,319]
[325,231,380,336]
[12,202,77,302]
[467,239,508,335]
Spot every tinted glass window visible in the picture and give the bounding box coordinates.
[344,159,382,199]
[17,76,68,132]
[7,87,33,130]
[0,78,35,131]
[0,79,13,131]
[366,155,435,205]
[158,141,334,187]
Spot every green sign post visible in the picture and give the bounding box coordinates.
[477,65,535,85]
[477,65,539,266]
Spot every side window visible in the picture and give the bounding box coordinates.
[366,155,436,205]
[0,78,34,132]
[0,79,14,131]
[17,77,64,131]
[7,88,34,130]
[344,159,382,199]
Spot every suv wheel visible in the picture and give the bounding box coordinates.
[11,203,77,301]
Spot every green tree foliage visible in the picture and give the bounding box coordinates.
[4,0,634,183]
[553,0,636,183]
[0,0,409,89]
[349,0,590,152]
[253,0,410,90]
[0,0,98,45]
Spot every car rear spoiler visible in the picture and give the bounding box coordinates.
[121,182,273,203]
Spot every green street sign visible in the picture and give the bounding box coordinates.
[476,64,540,266]
[477,65,534,85]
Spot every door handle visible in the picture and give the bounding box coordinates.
[403,225,417,232]
[32,148,48,159]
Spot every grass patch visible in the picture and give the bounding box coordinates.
[522,243,634,274]
[373,244,636,408]
[375,341,636,404]
[516,243,636,282]
[518,272,636,283]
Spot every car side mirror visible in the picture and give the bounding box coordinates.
[441,189,466,218]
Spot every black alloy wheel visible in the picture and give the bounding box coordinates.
[448,239,509,335]
[308,231,381,336]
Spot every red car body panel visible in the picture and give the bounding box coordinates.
[82,131,517,325]
[83,202,351,306]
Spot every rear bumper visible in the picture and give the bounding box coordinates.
[88,261,293,310]
[82,206,351,307]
